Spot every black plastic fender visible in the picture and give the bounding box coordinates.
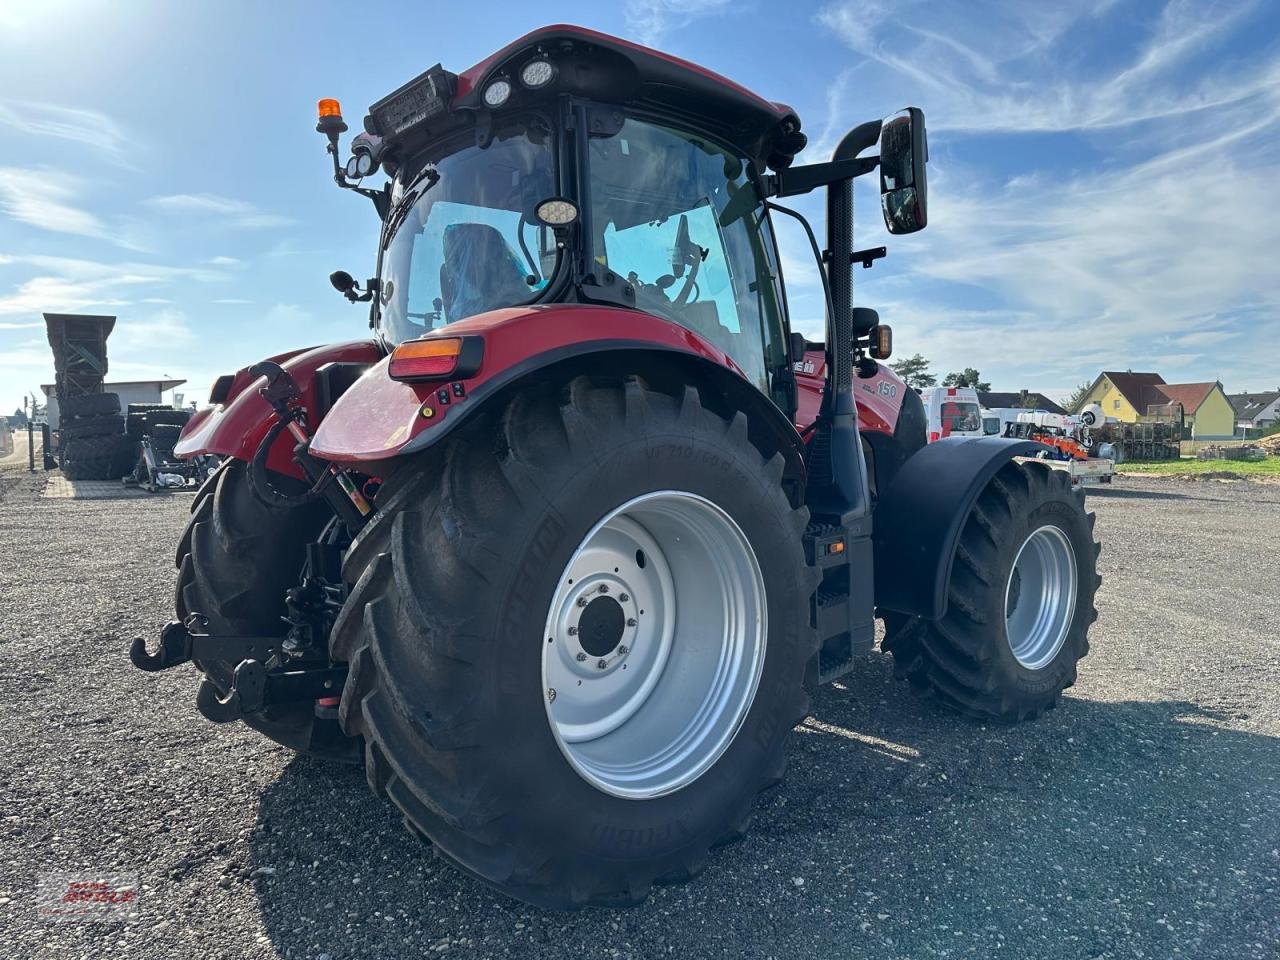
[872,436,1042,619]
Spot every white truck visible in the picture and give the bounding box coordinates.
[919,386,984,442]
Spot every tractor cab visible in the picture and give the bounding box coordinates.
[317,25,924,419]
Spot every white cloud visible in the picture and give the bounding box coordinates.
[146,193,293,229]
[811,0,1280,393]
[212,298,252,304]
[113,309,196,351]
[0,168,111,240]
[816,0,1275,135]
[0,255,230,315]
[623,0,734,46]
[0,99,131,165]
[208,255,241,266]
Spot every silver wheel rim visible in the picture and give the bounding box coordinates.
[541,491,767,799]
[1004,524,1078,670]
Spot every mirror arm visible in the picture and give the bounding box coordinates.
[763,155,880,199]
[850,246,887,269]
[326,139,391,218]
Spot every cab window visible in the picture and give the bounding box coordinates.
[587,118,786,393]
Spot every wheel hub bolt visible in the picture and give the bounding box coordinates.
[627,618,637,627]
[597,659,608,669]
[598,584,609,594]
[576,652,587,662]
[567,626,578,636]
[546,688,556,703]
[617,645,628,655]
[619,593,630,602]
[577,597,589,608]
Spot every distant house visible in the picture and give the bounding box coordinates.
[1077,371,1235,440]
[41,378,186,429]
[1228,391,1280,434]
[978,391,1067,415]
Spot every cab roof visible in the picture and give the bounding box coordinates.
[374,25,806,171]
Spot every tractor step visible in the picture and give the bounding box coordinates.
[803,518,875,685]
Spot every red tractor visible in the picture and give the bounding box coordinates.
[135,25,1099,908]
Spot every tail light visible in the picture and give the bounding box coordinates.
[388,336,484,382]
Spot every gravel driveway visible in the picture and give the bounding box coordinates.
[1,473,1277,959]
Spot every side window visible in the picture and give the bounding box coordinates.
[588,119,785,392]
[602,204,743,332]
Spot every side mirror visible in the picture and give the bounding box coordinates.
[329,270,372,303]
[789,331,808,365]
[850,306,880,334]
[879,107,928,235]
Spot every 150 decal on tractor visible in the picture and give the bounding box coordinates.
[134,25,1100,908]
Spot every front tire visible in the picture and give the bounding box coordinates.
[332,376,817,907]
[883,461,1099,721]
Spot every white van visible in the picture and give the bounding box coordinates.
[918,386,983,442]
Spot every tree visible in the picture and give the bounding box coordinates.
[1060,381,1094,413]
[890,353,936,389]
[942,368,991,391]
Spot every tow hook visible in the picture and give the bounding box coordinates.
[129,618,276,672]
[196,664,347,724]
[132,618,346,723]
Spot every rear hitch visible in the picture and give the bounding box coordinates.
[196,663,347,724]
[132,619,346,723]
[129,618,278,672]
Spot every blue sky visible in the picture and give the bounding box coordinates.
[2,0,1278,416]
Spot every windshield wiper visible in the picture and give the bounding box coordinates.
[382,168,440,248]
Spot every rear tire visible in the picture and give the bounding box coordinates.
[882,460,1099,721]
[175,459,360,761]
[332,376,817,907]
[62,392,120,418]
[144,409,191,431]
[61,414,124,441]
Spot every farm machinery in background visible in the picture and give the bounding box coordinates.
[1001,404,1115,485]
[131,25,1102,908]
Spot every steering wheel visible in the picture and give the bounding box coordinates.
[655,214,707,307]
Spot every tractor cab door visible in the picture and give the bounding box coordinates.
[585,117,793,415]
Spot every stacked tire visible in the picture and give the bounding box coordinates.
[60,392,128,480]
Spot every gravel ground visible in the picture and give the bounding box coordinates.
[1,473,1277,959]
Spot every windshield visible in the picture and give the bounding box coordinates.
[941,401,982,434]
[378,120,558,344]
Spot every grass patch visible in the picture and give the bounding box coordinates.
[1119,457,1280,477]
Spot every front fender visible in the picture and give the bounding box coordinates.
[174,340,383,478]
[873,436,1042,619]
[309,304,778,464]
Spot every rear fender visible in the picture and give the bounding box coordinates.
[309,305,805,489]
[174,340,383,479]
[794,347,908,437]
[873,436,1043,619]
